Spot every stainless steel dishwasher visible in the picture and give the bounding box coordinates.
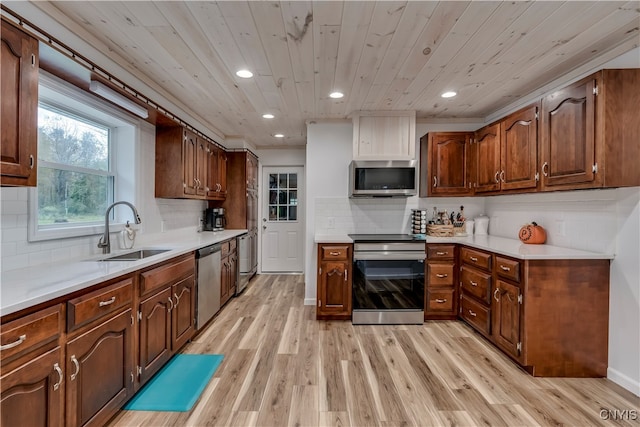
[196,243,221,330]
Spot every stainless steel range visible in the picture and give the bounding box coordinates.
[349,234,426,325]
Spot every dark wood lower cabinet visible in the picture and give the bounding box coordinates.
[492,279,521,359]
[171,275,196,351]
[1,346,64,427]
[316,244,353,320]
[139,287,172,384]
[65,309,134,427]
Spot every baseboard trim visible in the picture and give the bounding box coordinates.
[608,367,640,396]
[304,298,316,306]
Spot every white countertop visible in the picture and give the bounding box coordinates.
[315,233,614,261]
[1,229,247,317]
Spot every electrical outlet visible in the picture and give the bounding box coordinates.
[327,217,335,229]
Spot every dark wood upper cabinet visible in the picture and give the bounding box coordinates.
[540,69,640,191]
[500,104,539,191]
[473,123,501,193]
[1,20,39,187]
[420,132,473,197]
[540,75,596,188]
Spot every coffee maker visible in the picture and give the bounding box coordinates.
[203,208,226,231]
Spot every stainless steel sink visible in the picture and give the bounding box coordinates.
[99,249,171,261]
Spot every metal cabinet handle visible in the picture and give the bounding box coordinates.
[542,162,549,177]
[436,273,448,278]
[70,355,80,381]
[494,288,500,302]
[494,171,500,183]
[470,281,478,287]
[500,265,511,272]
[99,296,116,307]
[53,363,63,391]
[435,299,447,304]
[344,270,348,282]
[433,176,437,187]
[29,155,34,169]
[329,251,340,256]
[500,170,505,182]
[175,288,188,306]
[436,251,448,256]
[468,310,477,317]
[470,256,478,262]
[1,334,27,351]
[168,297,174,312]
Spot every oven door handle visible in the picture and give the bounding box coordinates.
[354,251,426,261]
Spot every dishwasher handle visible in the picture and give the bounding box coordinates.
[196,243,222,258]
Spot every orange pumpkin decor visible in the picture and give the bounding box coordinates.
[519,222,547,244]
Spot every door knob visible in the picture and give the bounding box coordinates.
[263,218,267,222]
[263,225,267,230]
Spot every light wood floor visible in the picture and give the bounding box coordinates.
[110,274,639,427]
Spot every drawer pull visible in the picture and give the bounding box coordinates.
[329,251,340,256]
[53,363,63,391]
[436,273,448,278]
[500,265,511,272]
[470,281,478,287]
[344,270,348,282]
[168,297,174,312]
[468,310,477,317]
[0,334,27,351]
[494,288,500,302]
[436,251,448,256]
[470,256,478,262]
[98,296,116,307]
[435,298,447,304]
[70,355,80,381]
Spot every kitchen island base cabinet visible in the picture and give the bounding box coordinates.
[317,244,352,320]
[1,346,64,427]
[65,309,134,427]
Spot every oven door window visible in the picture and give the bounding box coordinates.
[353,259,425,310]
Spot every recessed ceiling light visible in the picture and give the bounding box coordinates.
[274,133,284,138]
[236,69,253,78]
[329,91,344,99]
[262,113,275,119]
[441,91,457,98]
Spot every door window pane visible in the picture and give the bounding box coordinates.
[267,173,299,222]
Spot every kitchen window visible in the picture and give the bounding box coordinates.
[28,72,138,241]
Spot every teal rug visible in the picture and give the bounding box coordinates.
[124,354,224,412]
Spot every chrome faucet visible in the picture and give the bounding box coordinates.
[98,201,142,254]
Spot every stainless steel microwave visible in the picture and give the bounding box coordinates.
[349,160,418,197]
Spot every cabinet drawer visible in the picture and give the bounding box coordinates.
[495,256,521,283]
[140,255,195,296]
[221,241,230,258]
[1,304,62,362]
[460,247,492,271]
[229,238,237,252]
[427,245,455,260]
[460,266,492,304]
[68,277,133,331]
[427,263,454,286]
[321,245,350,261]
[460,295,491,336]
[426,289,455,313]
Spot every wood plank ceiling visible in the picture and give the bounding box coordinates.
[24,1,640,147]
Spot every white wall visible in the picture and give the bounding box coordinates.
[1,121,206,272]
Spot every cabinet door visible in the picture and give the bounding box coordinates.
[217,149,228,196]
[318,260,351,316]
[1,21,39,187]
[426,132,472,196]
[501,104,538,191]
[196,138,207,197]
[474,123,501,193]
[139,288,172,384]
[493,280,521,358]
[228,253,237,296]
[206,143,218,199]
[541,75,596,188]
[171,275,195,351]
[220,255,230,307]
[183,130,198,195]
[66,309,134,427]
[1,346,64,427]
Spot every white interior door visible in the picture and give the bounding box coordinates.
[261,167,304,272]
